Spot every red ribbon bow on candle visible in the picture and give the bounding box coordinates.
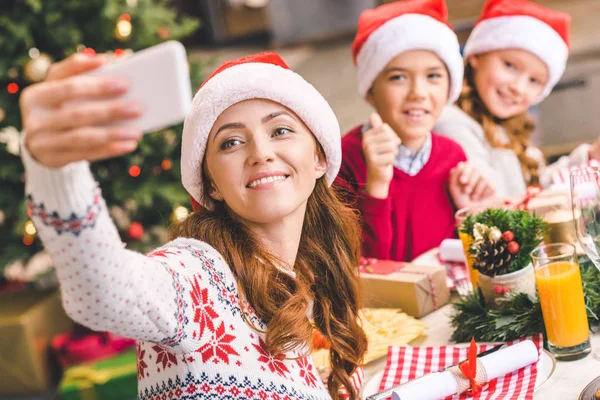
[458,338,483,395]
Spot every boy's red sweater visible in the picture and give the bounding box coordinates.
[335,125,467,261]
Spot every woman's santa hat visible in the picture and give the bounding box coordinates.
[464,0,571,103]
[352,0,463,103]
[181,52,341,211]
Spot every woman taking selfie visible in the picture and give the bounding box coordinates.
[21,51,367,399]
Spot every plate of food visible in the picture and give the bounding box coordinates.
[360,346,556,399]
[579,376,600,400]
[312,308,426,376]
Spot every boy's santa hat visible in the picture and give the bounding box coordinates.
[464,0,571,103]
[181,52,341,211]
[352,0,463,103]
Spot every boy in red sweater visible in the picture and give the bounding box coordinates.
[336,0,496,262]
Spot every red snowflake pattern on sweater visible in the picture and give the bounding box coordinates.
[189,276,218,340]
[297,356,319,388]
[195,321,240,364]
[253,338,290,377]
[137,345,149,380]
[151,344,178,370]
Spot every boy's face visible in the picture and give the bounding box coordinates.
[367,50,449,144]
[469,49,549,120]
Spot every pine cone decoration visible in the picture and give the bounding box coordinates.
[472,240,513,277]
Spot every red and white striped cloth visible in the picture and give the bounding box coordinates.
[553,159,600,185]
[323,365,364,400]
[378,335,543,400]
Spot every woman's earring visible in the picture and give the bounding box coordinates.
[210,188,223,201]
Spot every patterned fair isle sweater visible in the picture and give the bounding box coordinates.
[21,143,362,400]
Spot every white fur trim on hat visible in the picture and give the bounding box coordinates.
[181,63,341,209]
[356,13,464,103]
[464,16,569,104]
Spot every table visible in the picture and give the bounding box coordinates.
[363,304,600,399]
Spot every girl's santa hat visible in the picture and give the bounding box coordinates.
[181,52,341,211]
[464,0,571,103]
[352,0,463,103]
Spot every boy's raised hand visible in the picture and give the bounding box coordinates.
[449,161,496,209]
[362,113,402,198]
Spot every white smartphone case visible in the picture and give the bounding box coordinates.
[84,40,192,133]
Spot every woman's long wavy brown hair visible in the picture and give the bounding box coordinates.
[457,60,540,185]
[169,146,368,399]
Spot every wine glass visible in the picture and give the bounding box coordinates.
[570,166,600,360]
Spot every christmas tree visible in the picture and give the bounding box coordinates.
[0,0,204,279]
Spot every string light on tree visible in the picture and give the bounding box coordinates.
[0,210,5,225]
[7,68,18,79]
[171,206,189,223]
[24,52,53,83]
[24,221,37,236]
[157,27,170,39]
[115,14,133,41]
[23,220,37,245]
[128,222,144,240]
[161,159,172,170]
[129,165,141,177]
[7,83,19,94]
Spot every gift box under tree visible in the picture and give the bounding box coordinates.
[0,290,73,395]
[59,350,138,400]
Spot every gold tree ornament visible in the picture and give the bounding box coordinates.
[0,107,5,123]
[24,53,53,82]
[7,68,18,79]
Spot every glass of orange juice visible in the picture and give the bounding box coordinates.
[455,207,480,288]
[530,243,591,361]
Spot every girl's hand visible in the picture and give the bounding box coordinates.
[21,53,144,168]
[449,161,496,209]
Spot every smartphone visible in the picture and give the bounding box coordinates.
[84,40,192,133]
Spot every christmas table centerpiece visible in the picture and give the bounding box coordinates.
[460,208,547,308]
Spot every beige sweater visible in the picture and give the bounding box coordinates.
[435,105,590,197]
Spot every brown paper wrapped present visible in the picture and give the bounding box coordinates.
[359,259,450,318]
[0,290,73,395]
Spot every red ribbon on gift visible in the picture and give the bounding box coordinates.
[458,338,483,395]
[512,185,542,211]
[359,257,439,309]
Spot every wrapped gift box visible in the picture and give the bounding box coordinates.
[359,260,450,318]
[59,350,138,400]
[0,290,74,395]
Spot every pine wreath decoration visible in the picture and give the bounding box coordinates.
[460,209,547,277]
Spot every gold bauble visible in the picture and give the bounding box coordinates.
[115,20,132,41]
[0,108,5,123]
[24,53,53,83]
[7,68,18,79]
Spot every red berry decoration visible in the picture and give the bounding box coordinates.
[502,230,515,242]
[494,285,504,294]
[128,222,144,240]
[507,241,519,254]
